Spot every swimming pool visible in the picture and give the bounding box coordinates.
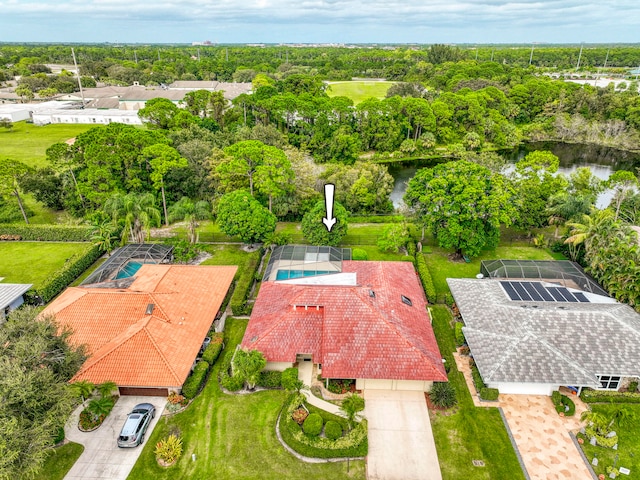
[115,261,143,279]
[275,269,331,280]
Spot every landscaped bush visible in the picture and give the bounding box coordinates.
[580,389,640,404]
[0,224,92,242]
[230,249,262,315]
[182,360,210,399]
[628,381,638,393]
[471,365,486,392]
[220,371,244,391]
[155,434,183,466]
[561,395,576,416]
[164,238,200,264]
[480,388,500,401]
[352,248,368,260]
[324,421,343,441]
[25,244,103,304]
[552,390,562,405]
[303,413,324,437]
[53,426,65,445]
[326,379,354,394]
[454,322,465,346]
[430,382,457,408]
[201,333,224,365]
[257,370,282,388]
[281,367,300,391]
[415,254,436,304]
[166,392,188,412]
[459,345,470,355]
[292,407,309,425]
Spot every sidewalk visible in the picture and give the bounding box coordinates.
[297,362,345,416]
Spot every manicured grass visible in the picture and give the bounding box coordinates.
[326,81,396,104]
[0,121,93,168]
[0,242,89,287]
[127,318,365,480]
[424,245,556,297]
[344,245,409,262]
[33,442,84,480]
[200,244,260,271]
[429,305,526,480]
[578,404,640,478]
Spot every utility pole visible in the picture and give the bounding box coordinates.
[71,48,86,107]
[576,43,584,70]
[529,42,535,66]
[595,49,609,87]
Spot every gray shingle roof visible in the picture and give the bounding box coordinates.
[447,278,640,387]
[0,284,32,310]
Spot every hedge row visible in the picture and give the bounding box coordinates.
[471,364,486,392]
[0,224,91,242]
[27,245,103,304]
[182,361,210,399]
[230,249,263,316]
[480,388,500,401]
[201,333,224,365]
[580,389,640,404]
[348,215,404,224]
[454,322,465,347]
[257,370,283,388]
[415,254,436,304]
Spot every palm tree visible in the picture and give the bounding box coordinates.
[168,197,211,244]
[565,208,617,253]
[87,396,114,422]
[546,193,593,238]
[104,192,161,245]
[96,381,117,399]
[70,380,95,406]
[580,410,609,436]
[609,407,636,429]
[90,220,118,255]
[340,393,365,430]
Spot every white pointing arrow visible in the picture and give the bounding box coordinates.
[322,183,337,232]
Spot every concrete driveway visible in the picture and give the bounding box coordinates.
[364,390,442,480]
[64,395,166,480]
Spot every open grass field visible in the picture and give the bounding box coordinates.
[34,442,84,480]
[430,305,526,480]
[578,403,640,478]
[424,245,558,297]
[127,318,365,480]
[0,121,93,168]
[326,81,396,104]
[0,242,89,286]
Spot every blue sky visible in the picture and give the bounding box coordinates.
[1,0,639,43]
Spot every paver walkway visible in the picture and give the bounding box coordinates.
[64,396,166,480]
[454,352,592,480]
[297,361,344,416]
[365,389,442,480]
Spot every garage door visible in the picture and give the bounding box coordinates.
[119,387,168,397]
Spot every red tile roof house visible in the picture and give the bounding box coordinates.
[241,259,446,392]
[41,264,237,397]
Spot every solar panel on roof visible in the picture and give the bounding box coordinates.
[522,282,544,301]
[573,292,590,302]
[500,281,520,300]
[531,282,555,301]
[557,287,579,302]
[547,288,567,301]
[512,282,532,301]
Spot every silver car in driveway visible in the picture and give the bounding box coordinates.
[117,403,155,448]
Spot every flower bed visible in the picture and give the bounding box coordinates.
[78,396,118,431]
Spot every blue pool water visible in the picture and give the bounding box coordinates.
[276,270,331,280]
[115,261,143,279]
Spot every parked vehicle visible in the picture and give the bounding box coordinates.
[117,403,155,448]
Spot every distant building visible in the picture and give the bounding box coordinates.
[32,107,142,126]
[0,283,32,322]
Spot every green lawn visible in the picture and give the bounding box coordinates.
[0,121,93,168]
[344,245,409,262]
[200,244,259,270]
[0,242,89,287]
[127,318,365,480]
[33,442,84,480]
[424,245,557,297]
[429,305,526,480]
[578,404,640,478]
[326,81,396,104]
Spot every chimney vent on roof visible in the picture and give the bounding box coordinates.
[145,304,155,315]
[369,290,376,298]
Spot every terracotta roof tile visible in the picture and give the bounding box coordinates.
[242,261,446,382]
[42,264,236,388]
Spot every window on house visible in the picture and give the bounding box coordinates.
[597,375,621,390]
[401,295,412,306]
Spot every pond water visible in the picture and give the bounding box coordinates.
[388,142,640,210]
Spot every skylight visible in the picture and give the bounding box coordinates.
[401,295,412,306]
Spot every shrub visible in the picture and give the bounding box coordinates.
[292,407,309,425]
[444,293,454,307]
[327,379,354,394]
[628,381,638,393]
[580,389,640,404]
[26,244,103,304]
[53,426,65,445]
[561,395,576,416]
[406,241,416,257]
[324,420,343,440]
[480,388,500,401]
[454,322,465,346]
[230,249,262,315]
[552,390,562,406]
[302,413,324,437]
[220,371,244,391]
[165,238,200,264]
[352,248,368,260]
[155,434,183,465]
[281,367,300,391]
[257,370,282,388]
[415,254,436,303]
[459,345,470,356]
[201,333,224,365]
[471,365,486,392]
[0,224,91,242]
[429,382,457,408]
[182,360,210,399]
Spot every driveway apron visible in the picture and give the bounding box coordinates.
[364,389,442,480]
[64,395,166,480]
